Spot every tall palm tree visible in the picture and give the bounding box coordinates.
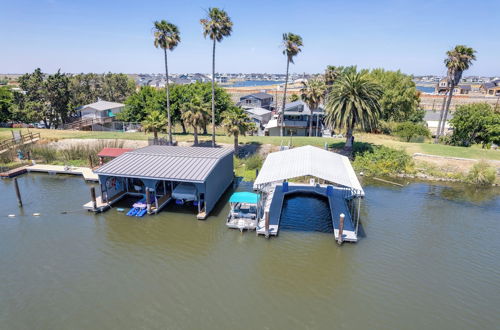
[301,78,326,136]
[435,45,476,142]
[142,110,167,141]
[200,8,233,147]
[153,20,181,145]
[325,71,383,151]
[280,33,303,137]
[221,106,256,155]
[181,96,210,145]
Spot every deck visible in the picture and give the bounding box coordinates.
[256,183,358,242]
[27,164,98,181]
[83,190,127,212]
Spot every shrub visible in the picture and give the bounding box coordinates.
[450,103,500,147]
[353,146,413,176]
[466,161,497,185]
[31,145,57,163]
[393,122,430,142]
[244,154,263,171]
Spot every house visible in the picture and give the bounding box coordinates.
[243,107,273,128]
[480,79,500,96]
[79,99,125,119]
[264,100,324,137]
[90,146,234,219]
[239,93,274,110]
[435,78,471,94]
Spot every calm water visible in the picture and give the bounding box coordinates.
[416,85,435,93]
[225,80,284,87]
[280,193,333,233]
[1,174,499,329]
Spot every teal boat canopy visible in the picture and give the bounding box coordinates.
[229,192,260,204]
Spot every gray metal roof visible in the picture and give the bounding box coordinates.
[240,93,273,100]
[95,146,233,182]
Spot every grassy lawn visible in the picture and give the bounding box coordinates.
[2,128,499,161]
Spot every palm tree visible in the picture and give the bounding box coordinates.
[325,71,383,151]
[142,110,167,141]
[301,78,326,136]
[181,96,210,145]
[153,20,181,145]
[200,8,233,147]
[221,106,256,155]
[435,45,476,142]
[280,33,303,137]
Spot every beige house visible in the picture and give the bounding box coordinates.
[435,78,471,94]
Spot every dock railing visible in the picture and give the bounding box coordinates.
[0,132,41,154]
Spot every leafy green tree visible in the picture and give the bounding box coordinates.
[0,86,15,122]
[221,106,256,155]
[201,7,233,147]
[435,45,476,141]
[142,110,167,141]
[119,86,162,122]
[289,94,300,102]
[368,69,421,122]
[301,78,326,136]
[393,122,430,142]
[69,73,135,108]
[325,71,383,150]
[450,103,500,147]
[181,96,210,145]
[153,20,181,145]
[45,70,71,127]
[280,32,303,136]
[17,68,46,125]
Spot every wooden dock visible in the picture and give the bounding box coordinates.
[83,191,127,212]
[27,164,98,181]
[256,183,358,242]
[0,166,28,178]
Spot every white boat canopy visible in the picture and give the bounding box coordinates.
[253,145,364,196]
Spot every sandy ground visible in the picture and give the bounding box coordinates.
[413,153,500,173]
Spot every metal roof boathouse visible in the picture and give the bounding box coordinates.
[85,145,234,219]
[253,145,364,243]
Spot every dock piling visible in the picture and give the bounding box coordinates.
[337,213,345,245]
[14,178,22,207]
[146,189,151,214]
[90,187,97,211]
[265,211,270,238]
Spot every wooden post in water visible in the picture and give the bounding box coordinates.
[90,187,97,211]
[338,213,345,245]
[14,178,22,207]
[146,189,151,214]
[265,211,270,238]
[255,168,259,178]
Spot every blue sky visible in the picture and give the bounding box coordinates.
[1,0,498,76]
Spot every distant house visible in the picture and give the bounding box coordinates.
[435,78,471,94]
[243,107,273,128]
[264,100,324,137]
[436,78,472,94]
[79,99,125,119]
[480,79,500,96]
[239,93,274,110]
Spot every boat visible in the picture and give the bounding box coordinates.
[226,192,261,232]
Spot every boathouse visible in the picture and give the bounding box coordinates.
[253,145,364,242]
[88,145,234,219]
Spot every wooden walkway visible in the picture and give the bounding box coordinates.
[83,190,127,212]
[256,183,358,242]
[0,166,28,178]
[27,164,98,181]
[0,132,40,154]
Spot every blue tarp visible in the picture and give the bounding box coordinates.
[229,192,260,204]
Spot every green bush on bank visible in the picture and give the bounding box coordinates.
[393,122,430,142]
[466,161,497,185]
[353,146,414,176]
